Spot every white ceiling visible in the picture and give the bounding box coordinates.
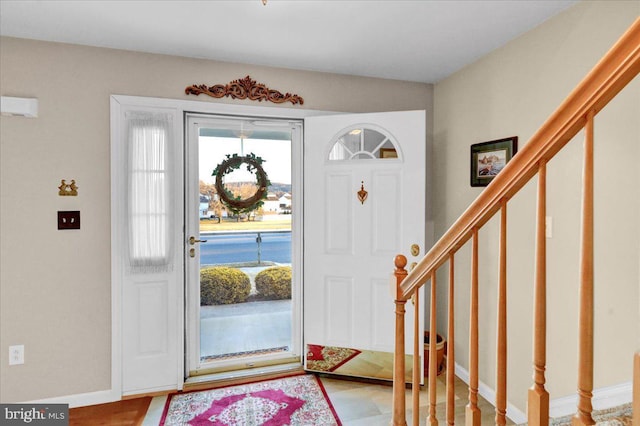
[0,0,579,83]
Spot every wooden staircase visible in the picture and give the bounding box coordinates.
[391,18,640,426]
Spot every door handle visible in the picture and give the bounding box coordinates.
[189,236,208,245]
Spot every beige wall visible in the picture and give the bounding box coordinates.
[0,37,432,402]
[433,1,639,412]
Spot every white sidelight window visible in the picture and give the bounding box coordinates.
[126,112,174,273]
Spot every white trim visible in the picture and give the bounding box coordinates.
[122,384,178,397]
[454,362,527,425]
[549,381,632,418]
[111,94,336,120]
[29,389,119,409]
[142,395,168,425]
[110,96,124,402]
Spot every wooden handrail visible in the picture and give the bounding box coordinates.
[398,18,640,302]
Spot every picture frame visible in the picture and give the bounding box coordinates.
[470,136,518,187]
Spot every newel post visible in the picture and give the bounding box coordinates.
[392,254,408,426]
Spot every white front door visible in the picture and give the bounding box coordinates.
[304,111,426,369]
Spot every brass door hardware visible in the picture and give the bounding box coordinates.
[357,181,368,205]
[189,236,208,245]
[410,244,420,256]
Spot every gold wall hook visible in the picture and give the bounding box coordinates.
[357,181,368,204]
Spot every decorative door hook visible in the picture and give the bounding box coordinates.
[58,179,78,196]
[357,181,368,205]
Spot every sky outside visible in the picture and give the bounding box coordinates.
[199,136,292,185]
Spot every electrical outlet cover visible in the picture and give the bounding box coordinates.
[9,345,24,365]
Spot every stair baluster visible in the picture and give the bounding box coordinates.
[529,160,549,426]
[429,271,439,425]
[412,289,421,426]
[496,200,508,425]
[573,112,595,426]
[466,228,481,425]
[446,254,455,426]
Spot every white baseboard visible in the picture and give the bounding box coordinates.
[549,381,632,418]
[454,362,528,424]
[454,361,632,423]
[29,388,120,408]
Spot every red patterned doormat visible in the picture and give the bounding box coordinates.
[160,374,341,425]
[305,344,361,372]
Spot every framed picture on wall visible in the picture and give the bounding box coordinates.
[470,136,518,187]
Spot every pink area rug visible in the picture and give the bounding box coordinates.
[306,344,361,372]
[160,374,341,425]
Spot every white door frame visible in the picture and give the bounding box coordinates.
[183,113,304,376]
[110,94,335,399]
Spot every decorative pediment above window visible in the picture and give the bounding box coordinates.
[185,75,304,105]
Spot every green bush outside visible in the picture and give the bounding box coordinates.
[255,266,292,300]
[200,267,251,305]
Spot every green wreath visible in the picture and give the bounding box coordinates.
[213,153,270,215]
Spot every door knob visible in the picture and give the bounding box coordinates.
[189,236,208,245]
[410,244,420,256]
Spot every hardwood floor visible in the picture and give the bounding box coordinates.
[69,397,152,426]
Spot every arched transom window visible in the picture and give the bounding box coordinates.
[328,125,400,161]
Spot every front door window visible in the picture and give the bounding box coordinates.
[186,115,302,376]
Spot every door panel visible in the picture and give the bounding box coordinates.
[371,171,401,256]
[325,173,354,254]
[304,110,426,380]
[371,278,395,350]
[136,281,169,355]
[325,276,354,345]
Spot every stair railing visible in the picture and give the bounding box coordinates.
[391,18,640,426]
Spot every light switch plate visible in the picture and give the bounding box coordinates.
[58,211,80,230]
